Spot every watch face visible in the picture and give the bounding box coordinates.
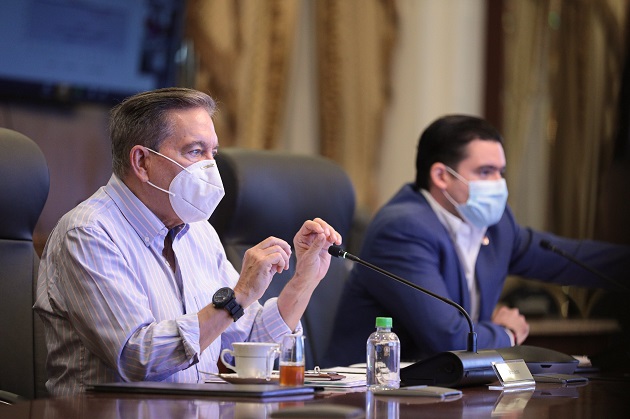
[213,287,242,321]
[213,287,233,305]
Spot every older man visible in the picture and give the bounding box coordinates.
[35,88,341,395]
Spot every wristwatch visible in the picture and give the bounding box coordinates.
[212,287,244,321]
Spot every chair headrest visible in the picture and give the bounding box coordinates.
[0,128,50,240]
[210,148,356,245]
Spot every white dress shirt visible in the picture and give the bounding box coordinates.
[35,174,297,396]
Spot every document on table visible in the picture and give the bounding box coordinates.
[304,367,366,388]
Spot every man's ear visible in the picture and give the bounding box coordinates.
[430,162,449,190]
[129,145,150,182]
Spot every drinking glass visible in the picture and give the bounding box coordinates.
[279,334,305,386]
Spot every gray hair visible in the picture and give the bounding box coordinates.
[110,87,217,178]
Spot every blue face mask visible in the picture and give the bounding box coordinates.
[443,166,508,229]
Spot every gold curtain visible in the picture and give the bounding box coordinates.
[548,0,627,240]
[314,0,398,210]
[187,0,398,211]
[503,0,627,237]
[501,0,628,315]
[186,0,299,149]
[502,0,553,229]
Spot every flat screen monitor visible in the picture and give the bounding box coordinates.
[0,0,185,105]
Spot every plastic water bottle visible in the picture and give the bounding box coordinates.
[366,317,400,390]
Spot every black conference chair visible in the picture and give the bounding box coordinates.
[210,148,356,369]
[0,128,50,402]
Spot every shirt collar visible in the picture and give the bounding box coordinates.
[104,174,188,247]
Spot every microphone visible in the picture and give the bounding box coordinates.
[328,245,504,387]
[539,240,630,292]
[328,245,478,352]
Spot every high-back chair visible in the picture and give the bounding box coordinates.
[210,148,356,369]
[0,128,50,401]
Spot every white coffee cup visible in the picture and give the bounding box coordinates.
[220,342,280,379]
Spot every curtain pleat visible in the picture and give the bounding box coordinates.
[188,0,398,211]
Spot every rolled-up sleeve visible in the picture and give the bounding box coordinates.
[220,297,302,354]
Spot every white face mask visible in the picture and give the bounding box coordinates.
[442,166,508,229]
[145,148,225,223]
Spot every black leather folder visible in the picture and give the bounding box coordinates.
[87,381,315,399]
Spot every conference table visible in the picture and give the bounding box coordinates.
[3,372,630,419]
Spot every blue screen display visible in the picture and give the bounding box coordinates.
[0,0,184,104]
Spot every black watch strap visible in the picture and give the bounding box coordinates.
[223,298,244,321]
[213,287,244,321]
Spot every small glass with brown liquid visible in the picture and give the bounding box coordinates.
[279,334,306,386]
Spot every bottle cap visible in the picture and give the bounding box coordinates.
[375,317,392,328]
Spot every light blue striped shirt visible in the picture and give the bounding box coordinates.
[34,174,296,396]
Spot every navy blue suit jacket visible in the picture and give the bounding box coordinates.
[324,184,630,367]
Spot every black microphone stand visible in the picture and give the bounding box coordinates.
[328,245,504,387]
[329,245,478,353]
[540,240,630,292]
